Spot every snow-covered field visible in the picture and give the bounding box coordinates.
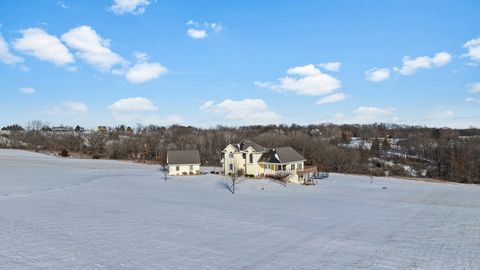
[1,149,479,270]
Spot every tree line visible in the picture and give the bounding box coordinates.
[1,121,479,184]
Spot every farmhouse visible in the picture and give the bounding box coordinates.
[167,150,201,176]
[221,140,309,184]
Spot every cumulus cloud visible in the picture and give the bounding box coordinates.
[394,52,451,75]
[13,28,74,66]
[125,52,167,83]
[468,82,480,93]
[46,101,88,116]
[187,29,207,39]
[255,64,341,96]
[316,93,347,104]
[20,87,35,94]
[318,62,341,72]
[109,97,182,125]
[0,33,23,65]
[199,100,214,110]
[110,0,150,15]
[62,25,126,72]
[365,67,390,82]
[109,97,158,112]
[57,1,69,9]
[186,20,222,39]
[465,97,480,104]
[201,99,282,125]
[463,37,480,62]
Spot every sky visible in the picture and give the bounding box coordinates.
[0,0,479,129]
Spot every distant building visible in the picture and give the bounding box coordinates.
[221,140,308,184]
[167,150,201,176]
[51,126,71,133]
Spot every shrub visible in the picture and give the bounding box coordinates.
[182,172,188,176]
[59,149,70,157]
[189,171,194,175]
[210,171,215,174]
[215,172,220,175]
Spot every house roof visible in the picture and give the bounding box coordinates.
[231,139,266,152]
[258,147,305,164]
[167,150,201,164]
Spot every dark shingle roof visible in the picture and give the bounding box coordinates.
[167,150,200,164]
[258,147,305,163]
[231,139,266,152]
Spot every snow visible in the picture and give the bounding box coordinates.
[1,149,479,269]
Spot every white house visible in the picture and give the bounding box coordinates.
[167,150,201,176]
[221,140,307,184]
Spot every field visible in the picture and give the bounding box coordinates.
[1,149,479,269]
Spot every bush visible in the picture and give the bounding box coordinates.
[215,172,220,175]
[189,171,194,175]
[210,171,216,174]
[59,149,70,157]
[92,155,102,159]
[182,172,188,176]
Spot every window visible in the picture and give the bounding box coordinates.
[242,153,246,159]
[298,163,303,170]
[278,165,282,171]
[291,164,295,170]
[176,166,180,171]
[229,153,234,158]
[282,165,287,171]
[229,164,233,171]
[249,154,253,163]
[190,165,193,171]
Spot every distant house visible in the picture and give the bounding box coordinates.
[167,150,201,176]
[221,140,308,184]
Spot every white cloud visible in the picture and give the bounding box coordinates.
[0,33,23,65]
[468,82,480,93]
[256,64,341,96]
[109,97,181,125]
[109,97,158,112]
[186,20,222,39]
[319,62,341,72]
[125,63,166,83]
[13,28,74,66]
[20,87,35,94]
[110,0,150,15]
[62,25,126,72]
[125,53,167,83]
[57,1,69,9]
[441,110,454,118]
[354,106,394,117]
[465,97,480,104]
[365,67,390,82]
[199,100,214,110]
[187,29,207,39]
[202,99,282,125]
[316,93,347,104]
[463,37,480,62]
[394,52,451,75]
[46,101,88,116]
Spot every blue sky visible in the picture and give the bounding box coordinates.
[0,0,479,128]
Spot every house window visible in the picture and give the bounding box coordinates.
[229,153,234,158]
[190,165,193,171]
[249,154,253,163]
[282,165,287,171]
[298,163,303,170]
[176,166,180,171]
[242,153,246,159]
[278,165,282,171]
[291,164,295,170]
[229,164,233,171]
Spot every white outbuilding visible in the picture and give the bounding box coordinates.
[167,150,201,176]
